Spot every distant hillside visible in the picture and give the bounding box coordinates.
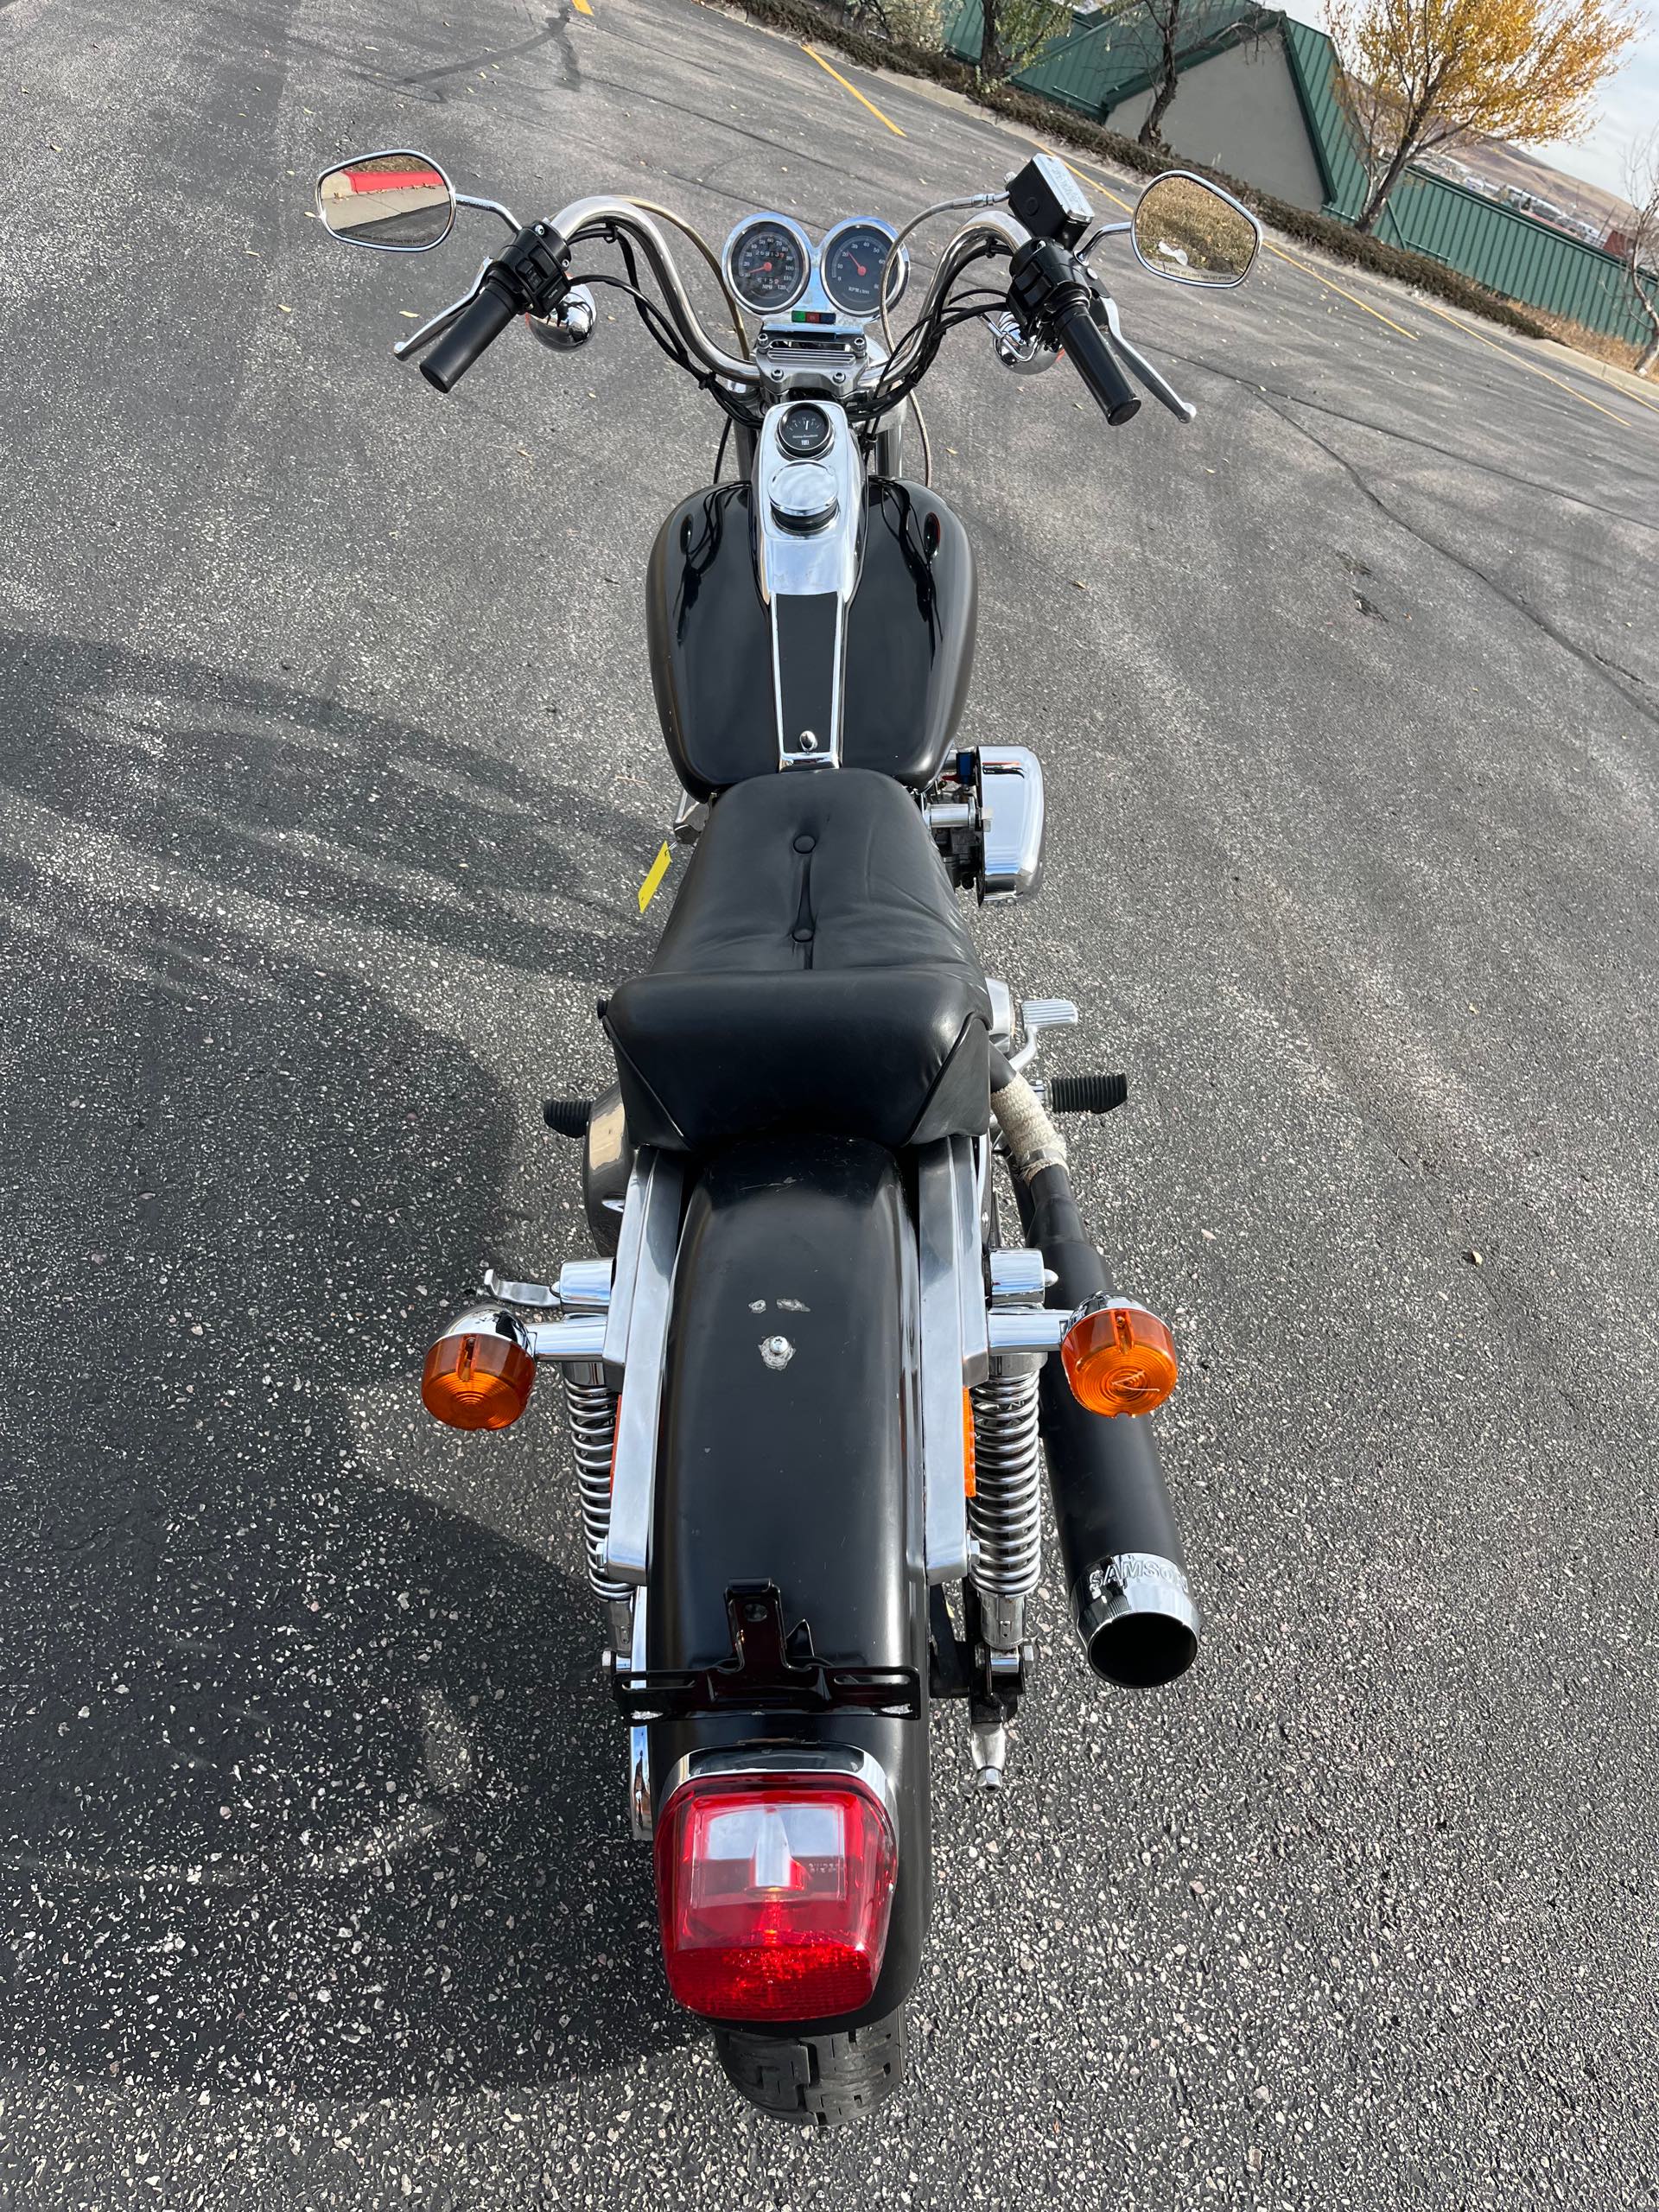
[1417,136,1635,245]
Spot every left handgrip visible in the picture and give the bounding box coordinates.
[419,273,519,393]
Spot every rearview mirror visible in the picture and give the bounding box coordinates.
[315,150,455,252]
[1131,172,1259,289]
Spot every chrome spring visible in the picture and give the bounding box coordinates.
[562,1363,630,1605]
[969,1365,1043,1601]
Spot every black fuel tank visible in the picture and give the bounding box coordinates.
[645,479,976,797]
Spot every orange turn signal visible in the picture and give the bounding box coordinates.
[1060,1302,1179,1417]
[422,1328,536,1431]
[963,1388,977,1499]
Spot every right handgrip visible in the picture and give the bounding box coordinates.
[420,275,519,393]
[1051,297,1141,428]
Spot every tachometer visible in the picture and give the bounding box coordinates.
[820,218,906,320]
[722,214,811,315]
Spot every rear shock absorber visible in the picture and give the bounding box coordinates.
[969,1362,1044,1656]
[562,1361,632,1618]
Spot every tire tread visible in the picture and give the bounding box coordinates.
[714,2009,907,2126]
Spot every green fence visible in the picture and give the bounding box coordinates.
[1280,16,1649,346]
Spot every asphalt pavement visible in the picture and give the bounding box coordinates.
[2,0,1657,2206]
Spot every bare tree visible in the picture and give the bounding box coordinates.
[1114,0,1270,153]
[1622,128,1659,378]
[976,0,1071,79]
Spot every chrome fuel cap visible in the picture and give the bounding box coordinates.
[769,461,839,534]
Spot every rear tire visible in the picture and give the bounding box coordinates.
[713,2008,907,2126]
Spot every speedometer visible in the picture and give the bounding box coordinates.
[820,218,906,319]
[722,214,811,315]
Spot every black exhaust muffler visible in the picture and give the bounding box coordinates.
[1008,1157,1199,1690]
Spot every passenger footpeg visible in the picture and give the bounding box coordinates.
[543,1097,592,1138]
[1046,1072,1128,1114]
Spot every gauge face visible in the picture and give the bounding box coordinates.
[777,402,832,459]
[821,219,905,319]
[724,217,810,313]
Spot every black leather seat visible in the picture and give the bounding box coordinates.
[606,770,992,1154]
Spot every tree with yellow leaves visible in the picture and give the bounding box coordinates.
[1325,0,1640,234]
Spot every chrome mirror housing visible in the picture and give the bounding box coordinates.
[1130,170,1260,289]
[316,149,456,251]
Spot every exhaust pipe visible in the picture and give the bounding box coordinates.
[997,1065,1198,1690]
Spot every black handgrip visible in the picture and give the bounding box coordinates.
[420,275,519,394]
[1051,297,1141,427]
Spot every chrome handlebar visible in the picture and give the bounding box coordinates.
[550,197,761,386]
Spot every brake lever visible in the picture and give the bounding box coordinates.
[1090,289,1196,424]
[392,260,494,361]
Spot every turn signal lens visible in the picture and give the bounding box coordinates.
[963,1387,977,1498]
[422,1329,536,1431]
[1061,1302,1179,1416]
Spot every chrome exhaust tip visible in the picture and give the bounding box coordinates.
[1071,1552,1198,1690]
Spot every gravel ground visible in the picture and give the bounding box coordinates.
[1,0,1656,2206]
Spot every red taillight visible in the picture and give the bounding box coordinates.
[654,1774,898,2023]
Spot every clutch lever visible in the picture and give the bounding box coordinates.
[1089,289,1197,424]
[393,260,495,361]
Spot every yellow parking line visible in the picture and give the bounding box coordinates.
[572,0,593,15]
[1263,242,1418,341]
[1406,295,1630,425]
[1039,145,1135,218]
[802,45,906,137]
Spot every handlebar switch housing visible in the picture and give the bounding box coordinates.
[493,222,574,317]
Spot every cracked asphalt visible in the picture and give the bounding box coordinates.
[1,0,1656,2205]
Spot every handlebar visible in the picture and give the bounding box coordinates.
[399,185,1192,431]
[420,273,520,392]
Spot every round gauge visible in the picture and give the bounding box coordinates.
[777,402,832,458]
[820,219,906,319]
[723,215,810,315]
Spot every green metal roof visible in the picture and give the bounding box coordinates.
[943,0,1273,117]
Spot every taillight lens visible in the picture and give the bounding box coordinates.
[1061,1300,1179,1416]
[422,1329,536,1430]
[654,1775,898,2022]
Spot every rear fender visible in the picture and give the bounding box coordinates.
[645,1135,929,2031]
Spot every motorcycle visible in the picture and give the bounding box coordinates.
[315,143,1260,2125]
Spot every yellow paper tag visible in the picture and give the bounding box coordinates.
[638,842,671,915]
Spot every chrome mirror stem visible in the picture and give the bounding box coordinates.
[455,191,521,233]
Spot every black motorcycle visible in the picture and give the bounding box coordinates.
[316,145,1259,2124]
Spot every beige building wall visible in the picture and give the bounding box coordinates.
[1108,29,1328,213]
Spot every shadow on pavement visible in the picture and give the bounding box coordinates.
[0,633,684,2094]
